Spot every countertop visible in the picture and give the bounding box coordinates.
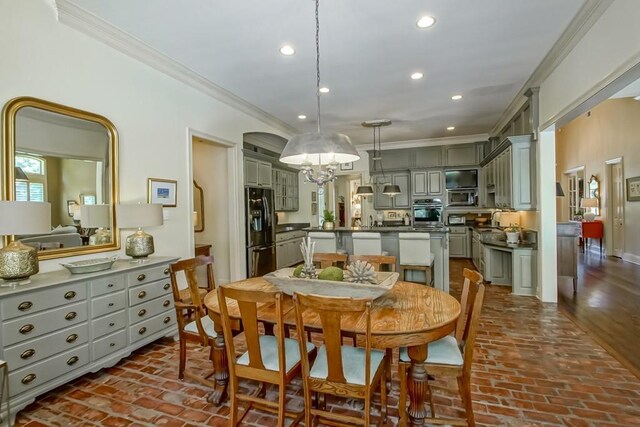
[466,225,538,250]
[303,226,450,233]
[276,223,310,233]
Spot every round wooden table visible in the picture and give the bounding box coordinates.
[204,278,460,426]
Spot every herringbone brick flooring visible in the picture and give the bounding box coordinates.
[14,260,640,426]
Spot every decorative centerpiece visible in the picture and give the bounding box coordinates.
[322,210,335,230]
[299,236,317,279]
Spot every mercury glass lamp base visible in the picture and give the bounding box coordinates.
[89,228,112,245]
[0,241,39,284]
[125,229,155,259]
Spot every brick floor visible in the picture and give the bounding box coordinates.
[13,259,640,426]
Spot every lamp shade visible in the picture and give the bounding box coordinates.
[556,182,565,197]
[383,184,401,196]
[355,185,374,195]
[280,132,360,165]
[0,201,51,235]
[80,204,111,228]
[498,211,520,228]
[580,198,598,208]
[116,203,163,229]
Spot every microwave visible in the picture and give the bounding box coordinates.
[447,189,477,206]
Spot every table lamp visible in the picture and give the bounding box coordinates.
[580,198,598,222]
[116,203,163,260]
[0,201,51,285]
[80,204,112,245]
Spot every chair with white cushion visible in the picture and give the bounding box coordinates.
[218,286,316,426]
[398,232,434,286]
[352,232,389,256]
[308,231,347,254]
[293,292,388,426]
[398,268,485,426]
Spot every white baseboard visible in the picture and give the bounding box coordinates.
[623,253,640,265]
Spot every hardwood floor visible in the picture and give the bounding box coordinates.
[558,249,640,378]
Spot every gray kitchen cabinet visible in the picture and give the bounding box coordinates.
[445,143,476,166]
[471,230,481,269]
[411,147,443,168]
[244,157,272,188]
[367,150,410,172]
[276,230,305,268]
[482,244,512,285]
[449,226,469,258]
[411,170,443,197]
[372,172,410,210]
[272,168,299,211]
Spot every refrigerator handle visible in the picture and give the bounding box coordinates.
[263,196,270,227]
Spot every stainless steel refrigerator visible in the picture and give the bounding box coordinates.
[245,187,276,277]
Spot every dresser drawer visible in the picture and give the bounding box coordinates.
[9,344,89,396]
[93,330,127,360]
[449,226,468,235]
[129,311,176,344]
[2,323,87,371]
[91,291,126,317]
[128,279,172,306]
[91,309,126,339]
[90,275,126,297]
[1,283,86,320]
[129,294,173,324]
[127,264,171,286]
[3,301,88,346]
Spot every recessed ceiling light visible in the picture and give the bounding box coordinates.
[411,72,424,80]
[319,87,330,94]
[298,114,307,120]
[451,95,463,100]
[279,45,295,56]
[447,126,455,131]
[416,16,436,29]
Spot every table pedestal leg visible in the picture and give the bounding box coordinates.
[208,328,228,404]
[407,345,428,426]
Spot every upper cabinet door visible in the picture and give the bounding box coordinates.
[411,170,428,197]
[445,144,477,166]
[257,161,272,188]
[244,158,259,186]
[427,170,443,196]
[393,173,410,209]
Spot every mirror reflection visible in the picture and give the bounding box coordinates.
[588,175,600,216]
[3,97,119,258]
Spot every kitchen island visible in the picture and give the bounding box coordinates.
[304,226,451,293]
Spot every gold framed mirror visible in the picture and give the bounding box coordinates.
[193,180,204,232]
[2,97,119,259]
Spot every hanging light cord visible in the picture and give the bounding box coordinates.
[315,0,321,134]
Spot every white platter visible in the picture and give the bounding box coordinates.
[60,256,118,274]
[263,268,398,300]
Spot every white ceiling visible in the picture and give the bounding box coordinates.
[69,0,584,145]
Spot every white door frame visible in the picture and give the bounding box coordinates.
[605,157,624,258]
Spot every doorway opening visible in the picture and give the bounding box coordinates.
[606,158,625,258]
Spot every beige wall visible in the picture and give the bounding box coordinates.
[556,97,640,259]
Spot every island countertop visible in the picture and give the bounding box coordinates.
[303,226,449,233]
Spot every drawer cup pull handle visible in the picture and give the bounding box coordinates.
[21,373,36,385]
[138,327,147,335]
[108,302,114,307]
[110,342,116,347]
[66,333,78,343]
[137,274,146,281]
[163,316,171,324]
[109,322,115,327]
[163,283,170,290]
[67,356,79,366]
[19,324,34,334]
[163,300,171,307]
[20,349,35,359]
[65,311,77,321]
[64,291,77,300]
[18,301,33,311]
[138,291,146,299]
[107,283,114,288]
[138,309,146,317]
[164,268,170,275]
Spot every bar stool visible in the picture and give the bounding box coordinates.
[308,232,347,254]
[398,232,434,286]
[352,232,388,256]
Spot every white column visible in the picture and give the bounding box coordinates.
[538,128,558,303]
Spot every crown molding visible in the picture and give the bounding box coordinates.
[353,133,489,150]
[490,0,614,136]
[55,0,300,137]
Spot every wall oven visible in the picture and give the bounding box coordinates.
[412,198,443,227]
[446,189,478,206]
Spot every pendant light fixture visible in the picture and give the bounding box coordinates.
[279,0,360,193]
[356,120,400,196]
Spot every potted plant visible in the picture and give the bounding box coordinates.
[504,224,520,244]
[322,210,335,230]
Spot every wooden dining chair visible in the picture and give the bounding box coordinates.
[348,254,397,272]
[312,252,348,269]
[168,256,218,387]
[217,286,316,427]
[293,292,388,427]
[398,268,485,426]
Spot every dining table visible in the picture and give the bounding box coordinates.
[203,278,460,426]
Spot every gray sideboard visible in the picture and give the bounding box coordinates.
[0,256,179,425]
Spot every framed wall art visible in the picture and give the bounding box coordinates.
[340,162,354,171]
[627,176,640,201]
[148,178,177,207]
